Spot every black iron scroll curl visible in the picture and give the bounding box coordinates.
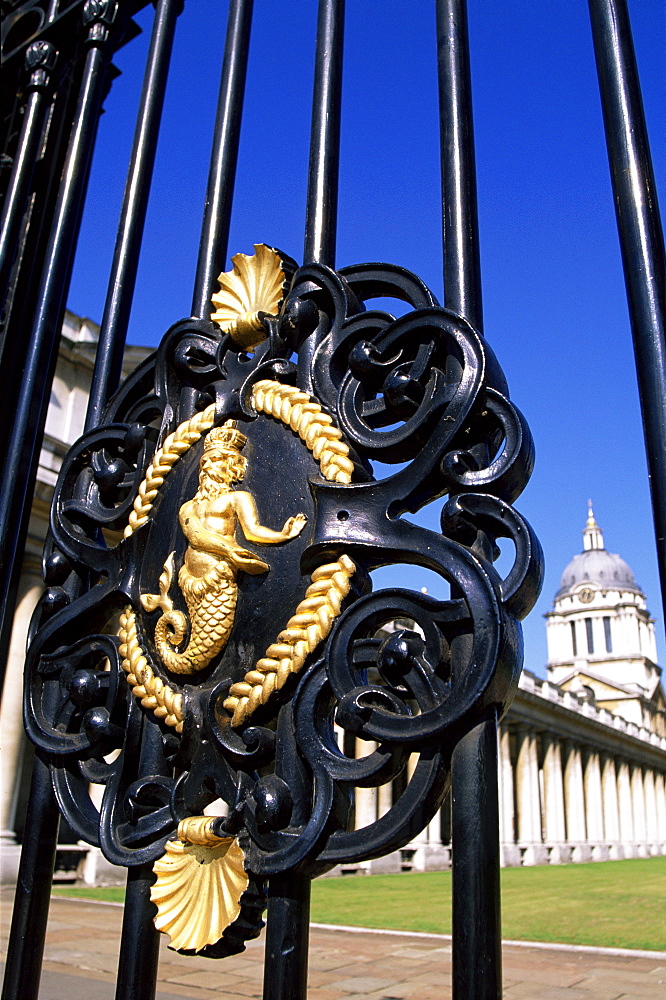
[24,252,543,952]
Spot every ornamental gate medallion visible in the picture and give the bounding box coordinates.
[24,244,542,957]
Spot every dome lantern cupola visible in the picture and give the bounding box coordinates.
[555,501,639,600]
[583,499,604,551]
[545,504,662,730]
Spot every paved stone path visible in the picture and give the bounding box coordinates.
[1,890,664,999]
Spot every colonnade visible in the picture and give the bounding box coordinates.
[497,723,666,865]
[342,723,666,873]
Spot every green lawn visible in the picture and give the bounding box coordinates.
[53,856,666,952]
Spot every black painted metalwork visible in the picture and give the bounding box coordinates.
[303,0,345,269]
[191,0,254,320]
[263,873,312,1000]
[85,0,182,433]
[437,4,503,995]
[114,720,166,1000]
[1,750,60,1000]
[1,3,661,999]
[436,0,483,333]
[17,248,542,998]
[0,39,58,303]
[451,708,502,999]
[588,0,666,619]
[262,6,346,988]
[115,863,161,1000]
[0,0,150,692]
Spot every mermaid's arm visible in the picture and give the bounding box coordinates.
[234,492,307,543]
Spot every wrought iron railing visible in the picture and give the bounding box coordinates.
[0,3,663,1000]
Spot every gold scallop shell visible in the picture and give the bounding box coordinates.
[151,834,249,953]
[210,244,286,350]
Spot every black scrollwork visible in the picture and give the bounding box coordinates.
[25,253,542,955]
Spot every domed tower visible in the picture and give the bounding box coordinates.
[546,503,665,735]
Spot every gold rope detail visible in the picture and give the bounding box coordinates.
[251,380,354,484]
[118,404,216,729]
[222,380,356,727]
[222,554,355,726]
[119,607,184,732]
[124,403,217,539]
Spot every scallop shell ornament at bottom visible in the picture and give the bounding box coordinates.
[151,821,253,954]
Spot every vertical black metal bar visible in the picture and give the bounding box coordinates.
[0,41,57,305]
[114,864,161,1000]
[85,0,182,432]
[437,4,501,998]
[303,0,345,269]
[588,0,666,619]
[262,873,311,1000]
[436,0,483,333]
[262,707,313,1000]
[190,0,254,320]
[1,14,118,997]
[114,719,166,1000]
[266,11,346,991]
[451,708,501,1000]
[1,753,60,1000]
[0,6,115,669]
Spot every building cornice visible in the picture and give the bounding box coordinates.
[506,673,666,768]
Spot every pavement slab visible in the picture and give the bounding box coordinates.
[1,889,664,999]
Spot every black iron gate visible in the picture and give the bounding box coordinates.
[1,2,663,999]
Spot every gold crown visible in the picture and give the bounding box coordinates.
[203,421,247,454]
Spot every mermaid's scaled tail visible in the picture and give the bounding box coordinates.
[147,560,238,675]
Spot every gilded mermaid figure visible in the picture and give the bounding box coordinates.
[141,421,306,674]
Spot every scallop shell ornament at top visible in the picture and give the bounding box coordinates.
[210,243,288,349]
[151,819,250,953]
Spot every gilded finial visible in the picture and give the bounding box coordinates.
[583,500,604,551]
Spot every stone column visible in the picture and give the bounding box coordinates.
[377,780,392,819]
[406,753,428,870]
[600,755,621,859]
[423,806,449,870]
[354,738,378,829]
[427,811,440,843]
[515,726,543,864]
[563,741,589,862]
[498,725,519,866]
[352,738,378,873]
[616,760,635,856]
[542,734,567,863]
[583,750,606,860]
[643,769,658,855]
[0,576,43,884]
[369,774,400,875]
[655,771,666,851]
[630,765,648,857]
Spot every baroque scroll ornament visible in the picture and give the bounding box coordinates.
[25,243,542,958]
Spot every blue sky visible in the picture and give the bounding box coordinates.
[67,1,665,674]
